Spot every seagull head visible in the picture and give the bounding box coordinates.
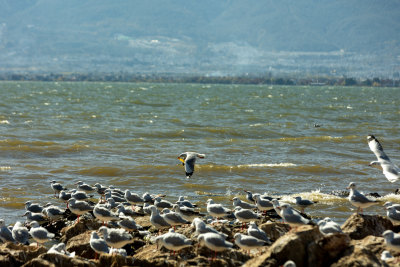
[346,182,356,190]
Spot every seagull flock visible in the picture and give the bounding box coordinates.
[0,135,399,264]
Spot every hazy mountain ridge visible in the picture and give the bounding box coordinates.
[0,0,399,76]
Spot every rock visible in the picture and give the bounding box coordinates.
[341,214,393,240]
[331,235,390,267]
[60,218,102,243]
[0,243,47,266]
[259,222,290,241]
[66,230,94,259]
[98,254,135,267]
[23,253,95,267]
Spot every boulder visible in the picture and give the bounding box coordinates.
[341,214,393,240]
[60,218,102,243]
[98,254,135,267]
[23,253,95,267]
[259,222,290,241]
[331,235,390,267]
[66,230,94,259]
[0,243,47,267]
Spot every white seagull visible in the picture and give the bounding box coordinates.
[347,182,378,214]
[367,135,400,183]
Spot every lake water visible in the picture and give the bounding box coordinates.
[0,81,400,224]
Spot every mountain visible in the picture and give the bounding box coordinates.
[0,0,399,77]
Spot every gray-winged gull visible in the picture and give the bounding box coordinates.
[232,197,256,209]
[382,230,400,252]
[206,199,231,219]
[173,204,201,222]
[25,201,43,213]
[177,152,205,179]
[347,182,378,214]
[234,207,261,229]
[294,196,316,213]
[280,203,310,229]
[23,211,47,224]
[149,205,171,232]
[93,203,119,225]
[98,226,134,249]
[90,231,110,259]
[29,221,55,247]
[75,180,96,194]
[68,198,93,223]
[247,221,271,243]
[317,217,342,235]
[191,218,228,238]
[197,232,233,260]
[124,190,145,209]
[118,212,142,232]
[162,205,190,229]
[155,229,192,255]
[386,206,400,225]
[367,135,400,183]
[0,219,15,243]
[11,221,29,245]
[50,180,66,197]
[234,233,269,254]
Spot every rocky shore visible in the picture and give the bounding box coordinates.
[1,210,399,267]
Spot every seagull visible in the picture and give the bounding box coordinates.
[25,201,44,213]
[93,203,119,225]
[142,192,154,203]
[367,135,400,183]
[155,229,192,256]
[98,226,134,249]
[317,217,342,235]
[271,199,284,220]
[11,221,29,245]
[116,204,137,217]
[47,242,75,257]
[154,196,174,211]
[232,197,256,209]
[59,190,72,208]
[42,204,65,222]
[280,203,310,230]
[71,190,90,201]
[347,182,378,214]
[191,218,228,238]
[118,213,142,232]
[90,231,110,259]
[0,219,15,243]
[244,190,256,203]
[234,207,261,229]
[23,211,47,224]
[94,183,108,201]
[294,196,316,213]
[206,199,231,219]
[386,206,400,225]
[283,260,297,267]
[176,196,197,208]
[383,201,400,211]
[149,205,171,233]
[173,204,202,222]
[247,221,271,243]
[382,230,400,253]
[29,221,55,247]
[234,233,269,254]
[253,194,274,213]
[197,232,233,260]
[50,180,66,197]
[124,190,145,210]
[75,181,96,194]
[68,199,93,223]
[177,152,205,179]
[381,250,394,262]
[162,206,190,230]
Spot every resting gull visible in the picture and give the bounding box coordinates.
[177,152,205,179]
[191,218,228,238]
[93,203,119,225]
[173,204,201,222]
[280,203,310,229]
[50,180,66,197]
[294,196,316,213]
[118,212,142,232]
[68,199,93,223]
[382,230,400,253]
[247,221,271,243]
[11,221,29,245]
[232,197,256,209]
[347,182,378,214]
[75,181,96,194]
[162,206,190,229]
[149,205,171,232]
[124,190,145,209]
[386,206,400,225]
[317,217,342,235]
[155,229,192,255]
[90,231,110,259]
[29,221,54,247]
[206,199,231,219]
[0,219,15,243]
[197,232,233,260]
[98,226,134,249]
[234,207,261,229]
[367,135,400,183]
[234,233,269,254]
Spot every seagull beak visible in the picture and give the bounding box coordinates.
[178,158,185,163]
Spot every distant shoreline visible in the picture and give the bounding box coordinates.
[0,72,397,87]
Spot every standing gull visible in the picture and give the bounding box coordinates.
[206,199,231,219]
[253,194,274,213]
[162,205,190,229]
[50,180,66,197]
[386,206,400,225]
[280,203,310,230]
[124,190,145,210]
[176,196,197,208]
[234,233,269,254]
[382,230,400,253]
[197,232,233,260]
[0,219,15,243]
[177,152,205,179]
[90,231,109,259]
[25,201,44,213]
[93,203,119,225]
[98,226,134,249]
[68,199,93,223]
[173,204,201,222]
[23,211,47,224]
[234,207,261,229]
[317,217,342,235]
[75,181,96,194]
[155,229,192,256]
[149,205,171,233]
[29,221,55,247]
[347,182,378,214]
[294,196,316,213]
[232,197,256,209]
[367,135,400,183]
[118,213,142,232]
[191,218,228,238]
[247,221,271,243]
[12,221,29,245]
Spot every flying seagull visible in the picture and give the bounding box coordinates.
[177,152,205,179]
[367,135,400,183]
